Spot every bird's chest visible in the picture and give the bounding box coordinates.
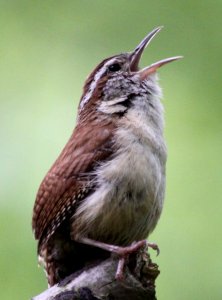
[73,120,166,245]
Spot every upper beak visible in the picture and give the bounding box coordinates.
[129,26,183,78]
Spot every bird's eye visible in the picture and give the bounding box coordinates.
[108,63,121,72]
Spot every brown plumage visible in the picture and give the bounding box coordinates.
[33,120,115,242]
[33,116,116,285]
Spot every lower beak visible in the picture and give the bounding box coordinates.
[129,27,183,78]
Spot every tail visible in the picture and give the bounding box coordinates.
[38,228,109,286]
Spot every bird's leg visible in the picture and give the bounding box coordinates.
[76,237,159,280]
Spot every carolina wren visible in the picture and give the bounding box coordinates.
[32,26,182,286]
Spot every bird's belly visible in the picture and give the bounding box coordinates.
[72,137,166,246]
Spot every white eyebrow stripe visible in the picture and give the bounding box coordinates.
[79,58,117,111]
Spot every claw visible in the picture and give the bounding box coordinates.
[115,257,126,281]
[147,242,160,256]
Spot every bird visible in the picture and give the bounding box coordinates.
[32,26,182,287]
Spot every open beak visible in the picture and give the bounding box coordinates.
[129,26,183,79]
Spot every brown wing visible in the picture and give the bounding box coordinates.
[32,120,115,249]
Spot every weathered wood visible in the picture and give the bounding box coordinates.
[32,251,159,300]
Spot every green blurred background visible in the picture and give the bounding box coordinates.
[1,1,221,299]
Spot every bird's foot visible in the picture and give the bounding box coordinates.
[77,237,159,280]
[113,240,159,280]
